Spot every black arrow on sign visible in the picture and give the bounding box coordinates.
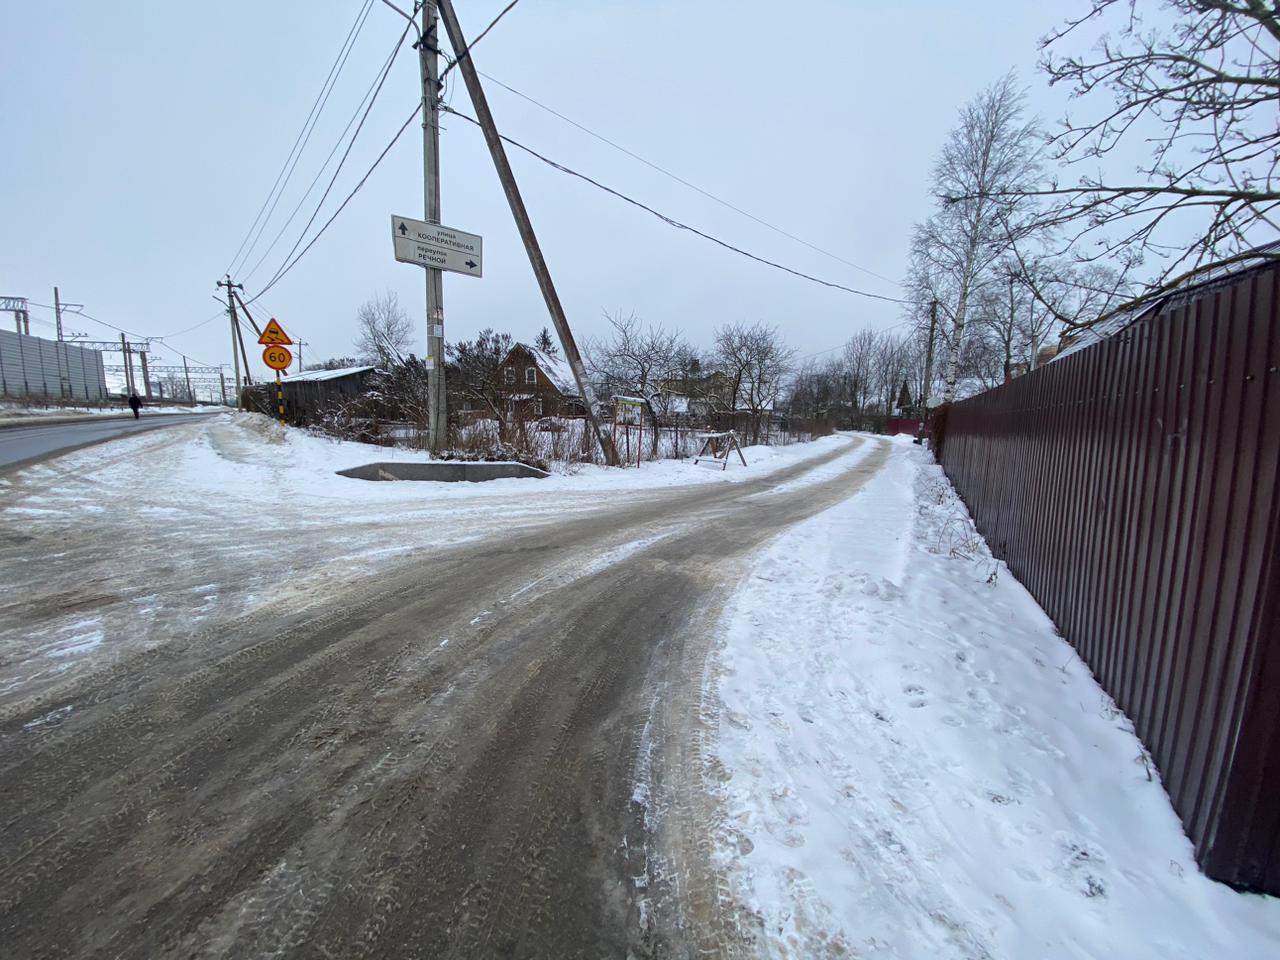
[466,260,477,269]
[398,221,408,236]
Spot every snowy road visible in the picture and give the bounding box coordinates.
[0,411,216,472]
[0,419,887,958]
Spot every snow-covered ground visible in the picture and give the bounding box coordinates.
[708,436,1280,958]
[0,413,852,701]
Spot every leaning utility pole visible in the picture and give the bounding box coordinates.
[218,277,244,405]
[436,0,618,465]
[421,1,447,452]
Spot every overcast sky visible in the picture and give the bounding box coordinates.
[2,1,1094,375]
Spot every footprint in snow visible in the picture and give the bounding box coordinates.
[771,785,810,825]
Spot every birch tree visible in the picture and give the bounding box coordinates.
[909,74,1043,404]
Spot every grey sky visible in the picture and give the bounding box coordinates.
[1,1,1089,374]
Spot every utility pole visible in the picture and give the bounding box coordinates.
[139,350,153,400]
[436,0,618,465]
[219,370,228,406]
[294,339,307,372]
[218,277,244,406]
[183,356,194,405]
[421,1,447,452]
[53,286,69,398]
[921,299,938,416]
[120,333,135,396]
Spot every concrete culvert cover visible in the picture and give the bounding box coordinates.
[337,461,549,482]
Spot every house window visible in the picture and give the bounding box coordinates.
[504,367,515,385]
[525,366,537,385]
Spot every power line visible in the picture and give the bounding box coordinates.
[438,0,523,81]
[441,106,922,306]
[477,70,900,288]
[253,16,416,297]
[157,308,227,338]
[240,12,408,285]
[31,301,226,369]
[226,0,376,277]
[245,101,423,305]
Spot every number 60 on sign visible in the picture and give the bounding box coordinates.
[263,345,292,371]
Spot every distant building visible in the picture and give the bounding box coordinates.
[495,343,584,417]
[254,364,379,423]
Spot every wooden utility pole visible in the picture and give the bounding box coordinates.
[218,277,244,404]
[921,299,938,416]
[435,0,618,465]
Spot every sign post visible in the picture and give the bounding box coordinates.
[258,319,294,427]
[390,214,483,452]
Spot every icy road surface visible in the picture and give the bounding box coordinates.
[0,415,882,957]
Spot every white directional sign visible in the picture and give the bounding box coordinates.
[391,215,483,277]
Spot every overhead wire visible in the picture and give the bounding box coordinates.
[239,12,409,285]
[226,0,376,277]
[245,101,423,305]
[440,106,922,306]
[251,15,417,298]
[437,0,522,81]
[477,70,900,288]
[30,301,225,369]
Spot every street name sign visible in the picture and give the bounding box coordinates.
[258,318,292,345]
[391,215,483,277]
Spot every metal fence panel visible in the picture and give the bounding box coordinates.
[0,329,107,401]
[932,261,1280,892]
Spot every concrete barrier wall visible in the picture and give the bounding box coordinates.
[337,461,549,482]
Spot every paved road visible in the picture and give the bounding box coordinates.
[0,412,217,472]
[0,436,890,958]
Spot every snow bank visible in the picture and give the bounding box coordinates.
[709,437,1280,958]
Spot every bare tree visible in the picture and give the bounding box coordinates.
[355,290,413,367]
[910,73,1043,404]
[445,329,514,436]
[975,2,1278,325]
[714,322,796,444]
[842,328,878,415]
[587,311,684,454]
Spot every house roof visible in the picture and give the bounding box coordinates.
[507,343,580,396]
[282,365,377,383]
[1055,243,1280,362]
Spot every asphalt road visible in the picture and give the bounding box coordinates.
[0,412,217,472]
[0,436,891,958]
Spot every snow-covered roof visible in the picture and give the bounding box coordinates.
[508,344,579,396]
[1054,243,1280,363]
[282,365,377,383]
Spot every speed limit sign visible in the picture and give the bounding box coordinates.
[263,344,292,371]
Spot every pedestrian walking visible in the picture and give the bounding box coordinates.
[128,392,142,419]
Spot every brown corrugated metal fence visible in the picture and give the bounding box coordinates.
[932,260,1280,892]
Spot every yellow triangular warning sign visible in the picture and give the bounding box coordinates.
[258,318,293,346]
